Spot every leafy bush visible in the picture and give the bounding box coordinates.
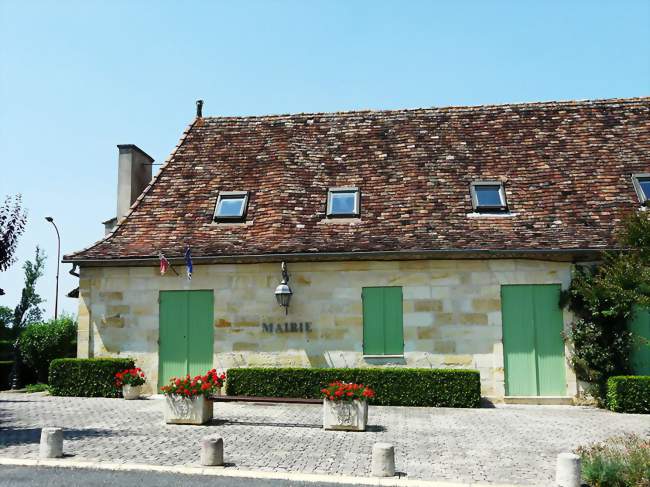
[225,367,481,408]
[563,211,650,402]
[606,376,650,414]
[0,360,12,390]
[576,434,649,486]
[18,315,77,383]
[49,358,135,397]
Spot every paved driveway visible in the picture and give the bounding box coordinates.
[0,393,647,485]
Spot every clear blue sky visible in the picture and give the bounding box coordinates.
[1,0,649,319]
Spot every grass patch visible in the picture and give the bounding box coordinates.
[25,383,49,393]
[576,434,649,486]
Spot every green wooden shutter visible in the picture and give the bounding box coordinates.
[630,307,650,375]
[383,287,404,355]
[187,290,214,378]
[362,287,404,356]
[159,291,189,389]
[502,284,566,396]
[159,290,214,389]
[363,288,384,355]
[501,285,538,396]
[533,285,566,396]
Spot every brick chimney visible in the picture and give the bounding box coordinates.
[103,144,153,234]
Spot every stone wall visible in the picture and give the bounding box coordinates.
[76,259,577,398]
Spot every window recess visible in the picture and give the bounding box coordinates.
[632,174,650,205]
[470,181,508,212]
[214,191,249,222]
[326,187,360,218]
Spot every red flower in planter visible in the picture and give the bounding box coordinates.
[115,368,146,388]
[163,370,227,398]
[321,381,375,402]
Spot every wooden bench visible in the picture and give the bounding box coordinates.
[208,395,321,404]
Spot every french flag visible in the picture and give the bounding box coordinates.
[159,252,170,276]
[184,246,193,280]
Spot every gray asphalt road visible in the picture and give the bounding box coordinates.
[0,465,353,487]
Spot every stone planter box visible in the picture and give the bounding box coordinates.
[323,399,368,431]
[164,395,213,425]
[122,384,141,400]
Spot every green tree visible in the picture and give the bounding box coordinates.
[0,306,12,327]
[563,211,650,401]
[12,246,46,332]
[0,194,27,273]
[0,305,12,339]
[18,315,77,383]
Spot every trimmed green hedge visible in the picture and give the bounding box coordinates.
[0,360,13,390]
[49,358,135,397]
[607,376,650,414]
[225,367,481,408]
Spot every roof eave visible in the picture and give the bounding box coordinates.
[62,248,612,267]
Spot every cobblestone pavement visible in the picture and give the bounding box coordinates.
[0,393,648,485]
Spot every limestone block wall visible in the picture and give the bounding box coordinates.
[76,259,577,398]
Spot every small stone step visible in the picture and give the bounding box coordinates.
[504,396,574,405]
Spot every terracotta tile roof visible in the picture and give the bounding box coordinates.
[65,97,650,263]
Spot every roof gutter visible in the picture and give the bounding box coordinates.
[62,248,612,267]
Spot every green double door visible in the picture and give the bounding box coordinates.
[158,290,214,389]
[501,284,566,396]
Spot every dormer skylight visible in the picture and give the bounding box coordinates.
[470,181,507,212]
[214,191,249,222]
[327,187,360,217]
[632,174,650,205]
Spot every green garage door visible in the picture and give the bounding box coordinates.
[158,290,214,389]
[501,284,566,396]
[630,307,650,375]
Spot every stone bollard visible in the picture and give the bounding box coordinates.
[371,442,395,477]
[39,427,63,459]
[556,452,581,487]
[200,436,224,466]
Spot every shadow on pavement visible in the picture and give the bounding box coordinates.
[210,419,322,429]
[0,427,117,448]
[209,419,386,432]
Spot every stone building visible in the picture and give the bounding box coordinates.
[64,97,650,399]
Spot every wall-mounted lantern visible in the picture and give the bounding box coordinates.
[274,262,292,314]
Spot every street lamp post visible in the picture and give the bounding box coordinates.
[45,217,60,321]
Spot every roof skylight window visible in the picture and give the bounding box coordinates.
[214,191,249,222]
[470,181,507,212]
[632,174,650,205]
[327,187,360,217]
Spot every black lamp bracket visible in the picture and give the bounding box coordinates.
[281,261,290,284]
